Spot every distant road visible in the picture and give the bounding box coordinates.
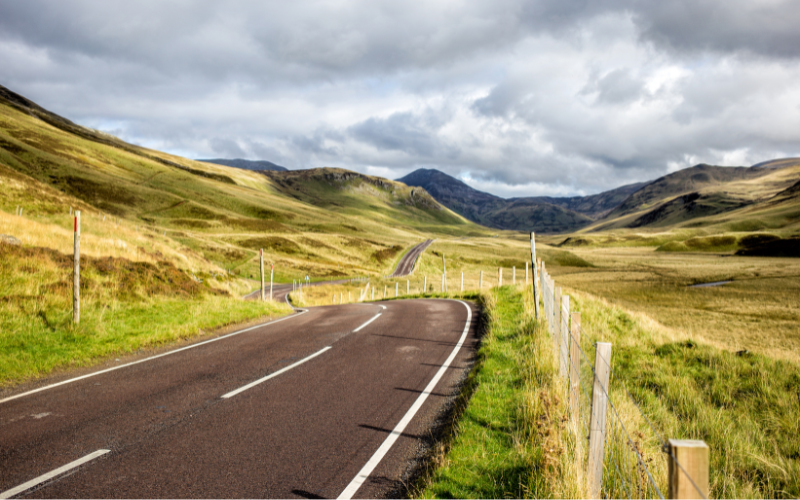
[244,278,350,304]
[389,239,433,277]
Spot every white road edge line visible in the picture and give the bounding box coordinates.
[337,299,472,500]
[0,311,308,406]
[353,313,382,332]
[0,449,111,499]
[221,346,332,399]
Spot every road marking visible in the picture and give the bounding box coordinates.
[0,449,110,499]
[353,313,381,332]
[337,300,472,500]
[0,311,308,406]
[221,346,332,399]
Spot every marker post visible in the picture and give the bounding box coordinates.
[73,211,81,324]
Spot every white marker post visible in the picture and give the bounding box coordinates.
[407,280,409,295]
[513,266,516,285]
[395,282,398,297]
[424,276,427,293]
[480,270,483,289]
[270,264,274,300]
[372,287,375,300]
[260,249,265,301]
[461,272,464,291]
[73,211,81,324]
[531,232,540,319]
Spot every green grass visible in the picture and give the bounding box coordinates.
[571,291,800,498]
[0,241,292,386]
[415,286,581,498]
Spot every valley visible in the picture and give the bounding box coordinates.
[1,82,800,498]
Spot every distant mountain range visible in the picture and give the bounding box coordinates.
[198,158,288,171]
[398,160,800,233]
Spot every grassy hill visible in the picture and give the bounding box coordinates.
[0,84,490,386]
[554,160,800,255]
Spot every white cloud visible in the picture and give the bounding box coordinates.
[1,0,800,197]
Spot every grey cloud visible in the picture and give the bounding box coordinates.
[2,0,800,199]
[582,68,645,105]
[633,1,800,59]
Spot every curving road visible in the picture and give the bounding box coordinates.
[388,239,433,278]
[0,241,479,499]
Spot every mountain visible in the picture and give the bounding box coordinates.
[398,168,619,233]
[526,181,649,219]
[589,161,800,231]
[198,158,288,172]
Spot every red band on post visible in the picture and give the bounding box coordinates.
[74,216,77,232]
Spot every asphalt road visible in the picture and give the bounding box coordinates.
[388,240,432,278]
[1,241,479,499]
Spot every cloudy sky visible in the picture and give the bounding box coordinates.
[2,1,800,197]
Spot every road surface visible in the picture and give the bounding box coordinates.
[388,240,432,278]
[0,240,479,498]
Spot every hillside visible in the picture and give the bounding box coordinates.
[0,84,484,283]
[527,181,649,219]
[588,161,800,232]
[197,158,288,171]
[397,168,593,233]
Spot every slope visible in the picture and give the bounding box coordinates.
[586,162,800,233]
[0,84,486,282]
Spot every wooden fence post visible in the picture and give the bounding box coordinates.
[73,211,81,324]
[554,286,562,345]
[668,440,709,499]
[560,295,570,379]
[588,342,612,499]
[260,249,265,301]
[570,312,581,432]
[442,254,446,292]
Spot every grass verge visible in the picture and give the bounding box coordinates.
[413,285,581,498]
[0,241,293,386]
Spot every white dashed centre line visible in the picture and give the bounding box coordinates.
[0,449,111,499]
[221,346,332,399]
[353,313,382,333]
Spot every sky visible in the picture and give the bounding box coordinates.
[2,1,800,198]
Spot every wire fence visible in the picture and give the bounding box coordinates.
[538,260,708,500]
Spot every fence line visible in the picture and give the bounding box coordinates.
[539,261,708,499]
